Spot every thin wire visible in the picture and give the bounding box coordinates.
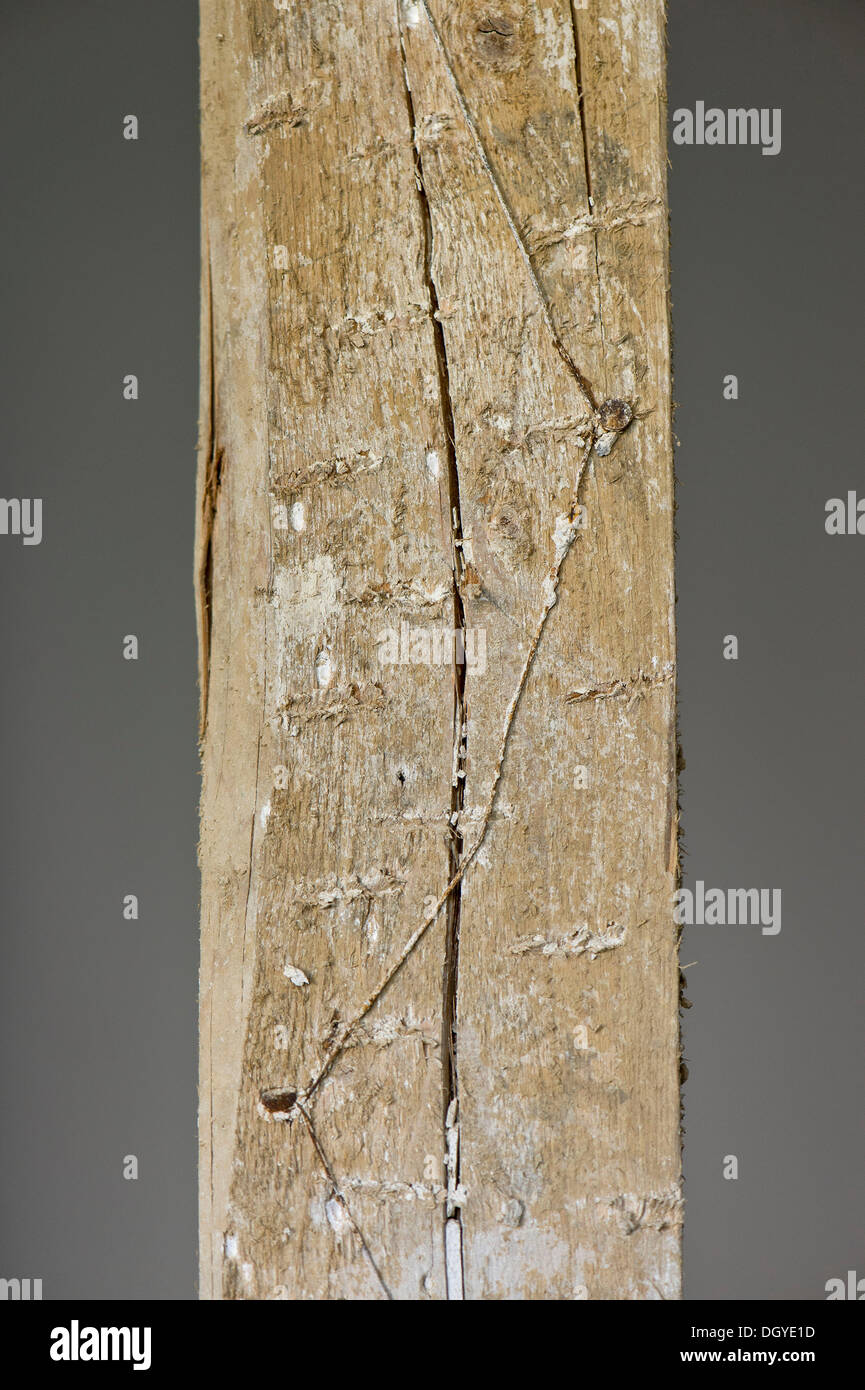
[303,440,593,1104]
[416,0,598,415]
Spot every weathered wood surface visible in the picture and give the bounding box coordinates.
[198,0,679,1300]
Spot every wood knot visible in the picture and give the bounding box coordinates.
[488,488,534,562]
[468,6,525,71]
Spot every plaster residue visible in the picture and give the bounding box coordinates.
[271,554,342,704]
[272,552,341,632]
[536,4,574,92]
[511,921,627,960]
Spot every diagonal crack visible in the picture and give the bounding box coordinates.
[296,1103,394,1300]
[416,0,597,416]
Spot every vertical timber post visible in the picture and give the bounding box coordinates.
[198,0,679,1300]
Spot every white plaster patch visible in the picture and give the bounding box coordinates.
[315,648,334,688]
[536,4,572,91]
[325,1197,352,1239]
[552,512,580,566]
[445,1218,464,1299]
[272,553,341,633]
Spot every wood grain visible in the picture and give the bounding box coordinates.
[198,0,679,1300]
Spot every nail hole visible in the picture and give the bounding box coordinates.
[260,1088,297,1114]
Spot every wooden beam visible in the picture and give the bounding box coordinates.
[198,0,679,1300]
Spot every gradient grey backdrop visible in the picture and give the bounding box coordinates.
[1,0,862,1300]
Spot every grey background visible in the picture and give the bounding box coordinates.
[671,0,865,1300]
[0,0,861,1300]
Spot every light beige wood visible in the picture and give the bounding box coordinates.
[198,0,679,1301]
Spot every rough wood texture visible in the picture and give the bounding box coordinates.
[198,0,679,1301]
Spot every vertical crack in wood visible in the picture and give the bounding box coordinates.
[569,0,593,208]
[398,4,466,1299]
[568,3,607,384]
